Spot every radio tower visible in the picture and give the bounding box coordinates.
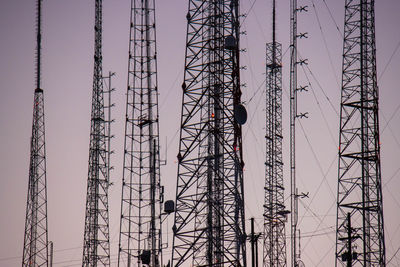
[289,0,308,266]
[22,0,49,265]
[117,0,163,266]
[335,0,385,266]
[82,0,114,266]
[171,0,247,266]
[263,0,287,266]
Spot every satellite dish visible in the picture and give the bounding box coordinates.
[234,104,247,125]
[296,260,305,267]
[164,200,175,214]
[224,35,237,50]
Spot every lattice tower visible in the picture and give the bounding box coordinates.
[263,0,287,266]
[171,0,247,266]
[335,0,385,266]
[117,0,162,266]
[82,0,113,265]
[22,0,49,265]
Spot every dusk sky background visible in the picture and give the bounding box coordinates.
[1,0,400,266]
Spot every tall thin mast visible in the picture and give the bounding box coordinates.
[117,0,162,266]
[36,0,42,90]
[82,0,113,265]
[22,0,49,265]
[290,0,308,266]
[289,0,298,265]
[335,0,385,265]
[263,0,287,266]
[171,0,246,266]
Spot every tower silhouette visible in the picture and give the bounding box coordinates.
[335,0,385,266]
[22,0,49,265]
[117,0,163,266]
[171,0,247,266]
[263,0,287,266]
[82,1,114,266]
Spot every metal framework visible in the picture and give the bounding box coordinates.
[117,0,162,266]
[171,0,246,266]
[263,1,287,266]
[335,0,385,266]
[22,0,49,265]
[82,1,113,266]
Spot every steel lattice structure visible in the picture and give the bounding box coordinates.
[22,0,49,265]
[82,0,113,266]
[171,0,246,266]
[335,0,385,266]
[263,1,287,266]
[117,0,162,266]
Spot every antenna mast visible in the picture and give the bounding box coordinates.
[335,0,385,265]
[117,0,163,266]
[82,0,113,265]
[263,0,287,266]
[290,0,308,266]
[171,0,247,266]
[289,0,298,265]
[22,0,49,265]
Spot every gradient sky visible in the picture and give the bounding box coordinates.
[1,0,399,266]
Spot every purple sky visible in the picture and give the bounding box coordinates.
[1,0,400,266]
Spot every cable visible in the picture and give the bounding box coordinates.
[0,255,21,262]
[378,39,400,82]
[298,52,339,116]
[322,0,342,37]
[382,103,400,134]
[299,58,338,146]
[297,120,336,201]
[160,68,182,109]
[311,0,340,88]
[314,242,336,267]
[388,246,400,265]
[240,0,258,26]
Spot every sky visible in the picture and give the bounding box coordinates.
[0,0,400,266]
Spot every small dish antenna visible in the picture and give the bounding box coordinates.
[225,35,237,50]
[234,104,247,125]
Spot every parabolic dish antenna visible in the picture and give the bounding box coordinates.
[234,104,247,125]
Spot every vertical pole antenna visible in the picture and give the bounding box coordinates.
[289,0,298,265]
[36,0,42,89]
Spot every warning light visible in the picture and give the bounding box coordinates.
[211,113,215,118]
